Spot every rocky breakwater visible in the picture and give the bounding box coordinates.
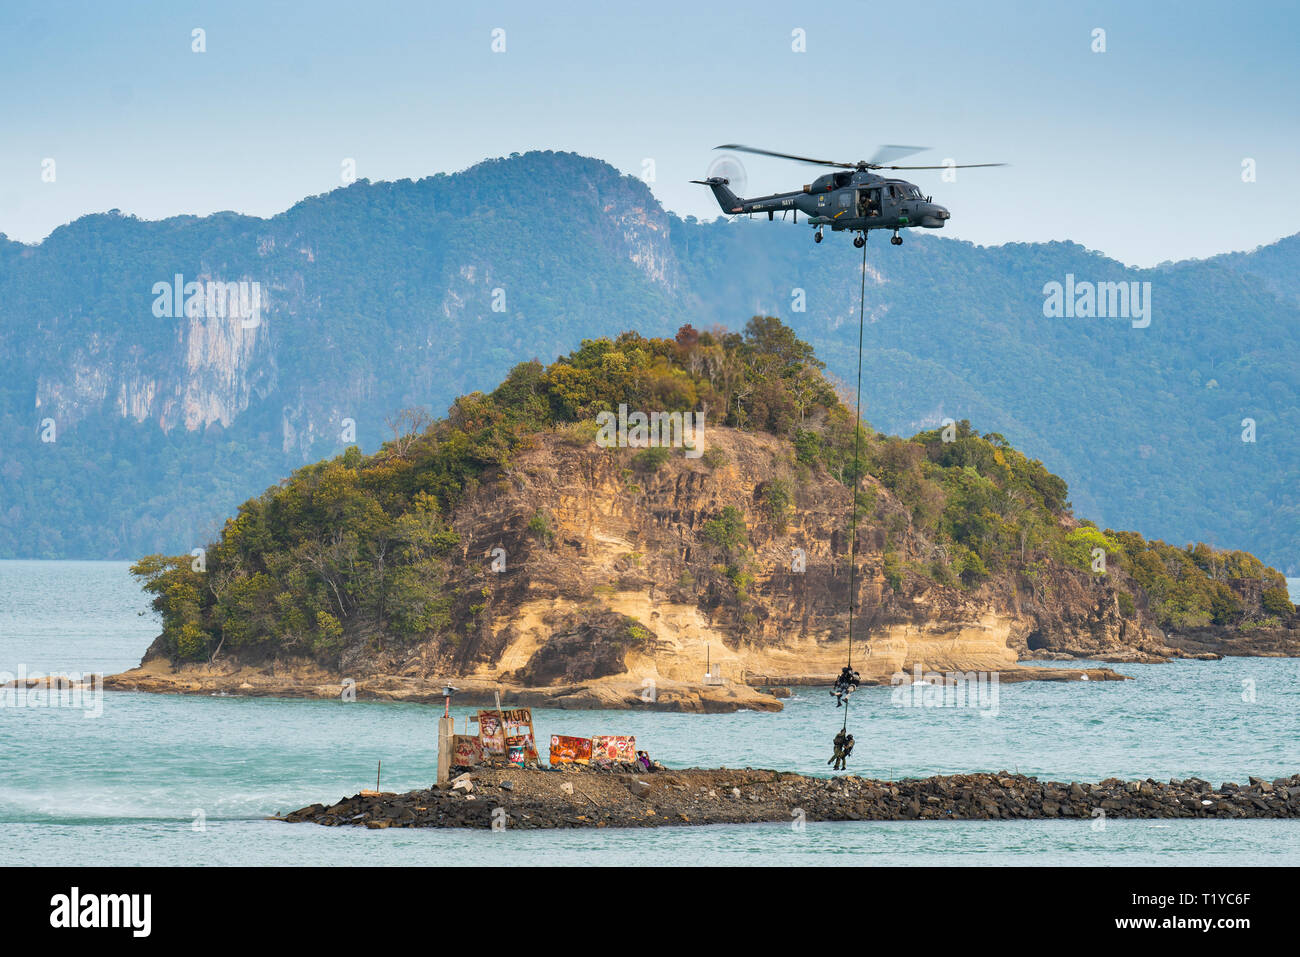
[278,767,1300,829]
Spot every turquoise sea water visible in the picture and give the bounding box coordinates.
[0,561,1297,866]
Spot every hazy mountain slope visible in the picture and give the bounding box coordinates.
[0,154,681,557]
[1211,233,1300,305]
[0,151,1296,568]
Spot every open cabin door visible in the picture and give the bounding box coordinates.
[857,188,882,219]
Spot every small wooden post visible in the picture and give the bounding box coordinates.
[437,714,454,785]
[493,689,509,762]
[376,760,382,792]
[437,684,458,785]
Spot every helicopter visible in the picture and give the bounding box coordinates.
[692,144,1005,246]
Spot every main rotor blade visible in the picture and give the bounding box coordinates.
[715,143,856,169]
[872,162,1008,169]
[867,144,930,165]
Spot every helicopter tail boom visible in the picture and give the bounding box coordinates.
[690,176,745,215]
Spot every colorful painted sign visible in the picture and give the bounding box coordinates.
[590,735,636,763]
[452,734,483,767]
[473,708,539,762]
[502,709,539,762]
[506,733,536,759]
[476,712,506,754]
[549,734,593,765]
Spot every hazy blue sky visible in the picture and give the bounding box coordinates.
[1,0,1296,265]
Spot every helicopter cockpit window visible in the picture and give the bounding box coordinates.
[886,184,922,200]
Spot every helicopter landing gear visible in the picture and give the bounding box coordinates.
[814,228,823,244]
[890,231,903,246]
[853,233,866,248]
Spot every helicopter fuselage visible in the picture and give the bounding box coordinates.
[704,169,950,234]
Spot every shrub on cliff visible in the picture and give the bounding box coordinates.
[760,479,792,533]
[702,506,749,556]
[1261,586,1295,618]
[632,446,672,472]
[527,510,556,547]
[1056,526,1124,573]
[1109,530,1289,629]
[130,555,210,662]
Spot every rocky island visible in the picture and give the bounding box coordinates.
[112,320,1299,712]
[280,766,1300,829]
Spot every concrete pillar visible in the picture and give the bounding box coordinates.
[437,714,455,785]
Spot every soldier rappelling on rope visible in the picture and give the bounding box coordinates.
[828,728,855,771]
[831,664,860,707]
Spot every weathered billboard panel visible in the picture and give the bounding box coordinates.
[590,735,636,763]
[452,734,483,766]
[549,734,592,765]
[477,711,506,754]
[502,709,540,762]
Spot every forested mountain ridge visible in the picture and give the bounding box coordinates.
[1,151,1296,570]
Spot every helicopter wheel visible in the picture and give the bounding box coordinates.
[814,230,823,244]
[853,234,865,248]
[891,233,903,246]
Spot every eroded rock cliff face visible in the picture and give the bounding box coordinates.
[424,428,1180,689]
[110,422,1297,710]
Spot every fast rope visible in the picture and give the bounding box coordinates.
[842,237,869,734]
[846,238,867,669]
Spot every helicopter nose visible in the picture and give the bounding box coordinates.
[919,204,950,228]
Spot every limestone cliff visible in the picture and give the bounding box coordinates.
[426,428,1279,689]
